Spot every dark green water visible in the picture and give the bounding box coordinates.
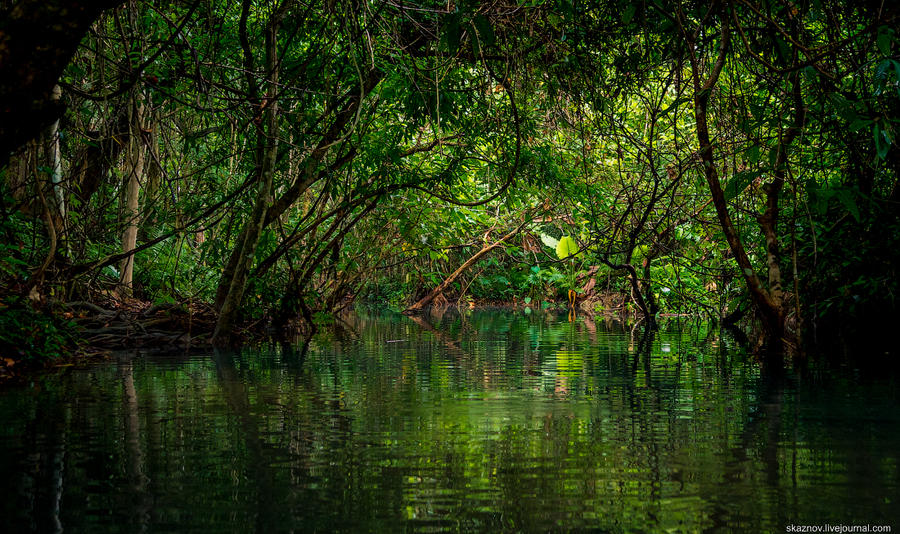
[1,311,898,533]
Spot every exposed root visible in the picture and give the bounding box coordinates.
[61,298,218,349]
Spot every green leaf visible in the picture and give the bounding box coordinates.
[836,189,860,222]
[828,92,856,122]
[745,145,760,164]
[877,26,893,56]
[633,244,650,261]
[891,60,900,97]
[724,170,764,201]
[547,13,562,28]
[767,144,779,167]
[473,15,495,47]
[659,96,691,116]
[802,65,818,82]
[539,233,559,249]
[849,118,874,132]
[875,60,892,82]
[622,4,637,24]
[874,123,892,160]
[556,236,578,259]
[443,13,463,53]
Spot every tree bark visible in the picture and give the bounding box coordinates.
[69,104,131,203]
[119,95,145,296]
[756,40,807,346]
[212,9,280,345]
[47,85,65,222]
[681,14,784,345]
[0,0,126,165]
[213,69,382,312]
[24,168,58,298]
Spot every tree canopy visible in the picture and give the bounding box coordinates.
[1,0,898,358]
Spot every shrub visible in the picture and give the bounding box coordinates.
[0,297,79,362]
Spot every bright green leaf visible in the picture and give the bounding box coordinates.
[540,233,559,249]
[556,236,578,259]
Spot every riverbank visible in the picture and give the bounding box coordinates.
[0,289,607,352]
[0,287,701,384]
[1,295,221,382]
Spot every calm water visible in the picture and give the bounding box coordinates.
[1,311,898,533]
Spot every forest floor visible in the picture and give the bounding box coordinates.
[1,294,221,383]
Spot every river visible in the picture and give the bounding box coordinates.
[1,310,897,532]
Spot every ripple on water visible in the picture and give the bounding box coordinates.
[0,312,898,532]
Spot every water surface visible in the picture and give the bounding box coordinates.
[1,311,898,532]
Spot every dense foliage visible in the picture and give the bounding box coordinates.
[0,0,897,358]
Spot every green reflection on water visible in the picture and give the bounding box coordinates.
[0,310,898,533]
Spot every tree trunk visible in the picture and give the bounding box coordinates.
[0,0,126,165]
[25,166,58,299]
[119,95,145,296]
[47,85,66,222]
[681,16,785,347]
[69,103,131,204]
[212,13,280,345]
[756,46,806,347]
[213,69,382,312]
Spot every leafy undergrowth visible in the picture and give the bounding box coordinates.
[0,296,80,381]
